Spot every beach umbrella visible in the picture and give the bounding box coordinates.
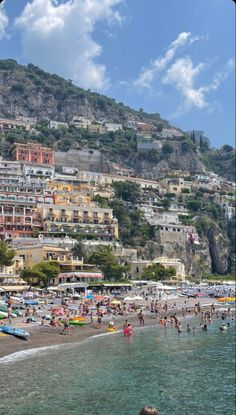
[124,296,134,301]
[133,296,144,301]
[94,295,105,301]
[85,294,94,299]
[111,300,121,305]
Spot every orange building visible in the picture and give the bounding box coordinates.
[12,142,54,165]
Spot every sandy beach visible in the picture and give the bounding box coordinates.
[0,297,220,359]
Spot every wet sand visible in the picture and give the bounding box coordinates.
[0,297,221,359]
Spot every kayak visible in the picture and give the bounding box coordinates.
[0,306,19,317]
[0,325,30,340]
[24,301,39,306]
[69,319,89,326]
[217,297,235,303]
[71,317,87,321]
[0,310,17,318]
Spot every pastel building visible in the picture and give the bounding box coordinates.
[130,257,186,280]
[37,204,118,240]
[12,142,54,166]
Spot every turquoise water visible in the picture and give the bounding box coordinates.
[0,320,235,415]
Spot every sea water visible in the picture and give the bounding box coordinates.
[0,319,235,415]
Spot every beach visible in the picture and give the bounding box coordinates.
[0,297,219,359]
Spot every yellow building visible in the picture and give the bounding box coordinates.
[166,178,192,194]
[37,204,118,240]
[46,180,93,194]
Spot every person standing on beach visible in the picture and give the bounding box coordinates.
[61,316,70,335]
[7,305,12,324]
[138,309,145,326]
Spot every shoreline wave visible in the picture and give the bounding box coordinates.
[0,325,160,365]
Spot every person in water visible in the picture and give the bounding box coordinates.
[138,309,145,326]
[139,406,159,415]
[123,323,133,336]
[202,324,208,331]
[107,321,116,331]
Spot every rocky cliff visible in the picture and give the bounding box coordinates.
[0,59,235,180]
[0,59,169,127]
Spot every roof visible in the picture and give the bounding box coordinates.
[0,285,29,292]
[59,272,103,279]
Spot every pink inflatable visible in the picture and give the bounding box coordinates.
[123,326,133,336]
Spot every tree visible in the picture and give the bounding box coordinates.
[222,144,233,152]
[88,245,129,281]
[161,198,171,209]
[20,268,45,290]
[191,130,196,144]
[92,194,109,208]
[72,242,85,260]
[21,261,60,289]
[113,181,141,203]
[0,241,15,267]
[162,143,173,156]
[142,263,176,281]
[186,200,202,212]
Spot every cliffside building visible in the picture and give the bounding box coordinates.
[12,142,54,166]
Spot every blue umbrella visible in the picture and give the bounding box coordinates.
[85,294,94,299]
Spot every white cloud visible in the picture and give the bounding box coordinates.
[162,57,207,116]
[134,31,234,117]
[200,58,235,93]
[135,32,198,88]
[0,5,8,40]
[15,0,123,90]
[162,56,235,117]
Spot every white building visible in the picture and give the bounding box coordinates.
[0,158,22,177]
[23,164,55,179]
[161,128,183,138]
[49,120,68,129]
[221,202,235,220]
[105,123,123,132]
[130,257,186,280]
[71,116,92,129]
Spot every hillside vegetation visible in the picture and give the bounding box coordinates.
[0,59,235,180]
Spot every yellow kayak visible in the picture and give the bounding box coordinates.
[217,297,235,303]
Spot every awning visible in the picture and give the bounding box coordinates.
[0,285,29,292]
[103,283,132,287]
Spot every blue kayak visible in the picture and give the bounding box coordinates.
[24,300,38,306]
[0,326,30,340]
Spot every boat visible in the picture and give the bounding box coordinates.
[0,306,18,317]
[0,325,30,340]
[68,318,89,326]
[217,297,236,303]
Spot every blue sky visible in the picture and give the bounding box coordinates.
[0,0,235,147]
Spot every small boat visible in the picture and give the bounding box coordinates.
[68,318,89,326]
[0,306,18,317]
[0,325,30,340]
[217,297,236,303]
